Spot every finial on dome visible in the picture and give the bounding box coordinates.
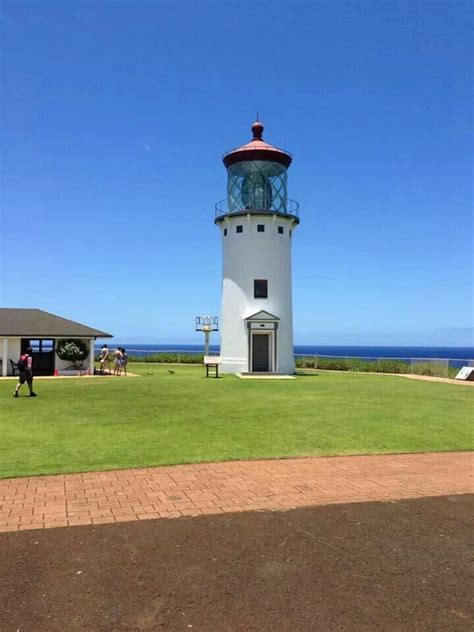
[251,120,264,140]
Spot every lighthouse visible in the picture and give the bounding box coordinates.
[215,120,299,374]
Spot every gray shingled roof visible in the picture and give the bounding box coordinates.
[0,309,112,338]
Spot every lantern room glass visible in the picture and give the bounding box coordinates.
[227,160,288,213]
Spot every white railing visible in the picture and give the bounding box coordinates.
[94,348,473,375]
[294,354,473,377]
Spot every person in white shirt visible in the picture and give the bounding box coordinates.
[99,345,110,374]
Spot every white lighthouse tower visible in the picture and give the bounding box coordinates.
[215,120,299,374]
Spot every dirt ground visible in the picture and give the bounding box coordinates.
[1,495,472,631]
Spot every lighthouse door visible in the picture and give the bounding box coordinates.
[252,333,270,372]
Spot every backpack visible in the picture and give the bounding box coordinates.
[17,355,29,371]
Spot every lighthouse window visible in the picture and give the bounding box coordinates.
[278,226,284,234]
[236,225,243,234]
[254,279,268,299]
[226,160,288,214]
[257,224,265,233]
[224,228,227,236]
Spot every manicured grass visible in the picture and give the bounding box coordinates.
[1,364,472,479]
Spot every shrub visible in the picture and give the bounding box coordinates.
[56,339,89,369]
[126,353,457,377]
[297,356,411,374]
[410,361,448,377]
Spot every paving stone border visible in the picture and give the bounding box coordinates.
[0,452,472,532]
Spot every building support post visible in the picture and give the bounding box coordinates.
[88,338,95,375]
[2,338,8,377]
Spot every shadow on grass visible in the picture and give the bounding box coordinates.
[295,372,320,378]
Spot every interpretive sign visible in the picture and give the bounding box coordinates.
[204,356,220,378]
[455,366,474,381]
[204,356,221,365]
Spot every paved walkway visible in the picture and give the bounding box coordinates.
[401,374,474,386]
[0,373,138,380]
[309,368,474,386]
[0,452,472,533]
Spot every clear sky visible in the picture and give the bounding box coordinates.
[1,1,472,346]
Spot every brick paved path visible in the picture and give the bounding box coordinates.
[0,452,472,533]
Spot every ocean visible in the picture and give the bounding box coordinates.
[96,344,474,368]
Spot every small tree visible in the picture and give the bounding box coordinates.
[56,339,89,369]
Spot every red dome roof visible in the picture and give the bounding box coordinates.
[223,121,292,169]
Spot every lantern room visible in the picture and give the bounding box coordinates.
[215,121,299,220]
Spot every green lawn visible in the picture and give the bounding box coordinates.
[1,363,472,479]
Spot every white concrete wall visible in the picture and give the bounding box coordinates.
[218,214,297,374]
[0,338,22,375]
[0,337,95,375]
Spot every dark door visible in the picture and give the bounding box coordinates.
[252,334,270,372]
[21,339,55,376]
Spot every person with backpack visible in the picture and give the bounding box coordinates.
[13,347,37,398]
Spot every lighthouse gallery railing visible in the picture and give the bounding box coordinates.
[214,199,300,219]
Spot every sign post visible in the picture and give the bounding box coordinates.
[195,316,219,361]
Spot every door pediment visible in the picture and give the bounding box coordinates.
[245,310,279,322]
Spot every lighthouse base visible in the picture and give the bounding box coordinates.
[218,355,295,376]
[218,358,248,374]
[219,310,295,375]
[238,372,295,379]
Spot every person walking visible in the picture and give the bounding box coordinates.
[99,344,109,374]
[13,347,37,398]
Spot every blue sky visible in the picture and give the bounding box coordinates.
[1,1,472,346]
